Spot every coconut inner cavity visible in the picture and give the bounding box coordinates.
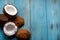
[5,4,17,15]
[6,24,15,31]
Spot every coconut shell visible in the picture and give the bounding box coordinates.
[3,4,18,21]
[0,14,8,26]
[3,22,18,36]
[13,16,24,28]
[16,29,31,40]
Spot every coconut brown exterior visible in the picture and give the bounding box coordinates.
[16,29,31,40]
[0,14,8,26]
[13,16,24,28]
[3,4,17,21]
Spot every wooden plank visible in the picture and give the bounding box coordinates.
[30,0,47,40]
[46,0,60,40]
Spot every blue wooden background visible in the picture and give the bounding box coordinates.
[0,0,60,40]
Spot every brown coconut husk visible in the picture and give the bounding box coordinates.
[0,14,8,26]
[16,29,31,40]
[13,16,24,28]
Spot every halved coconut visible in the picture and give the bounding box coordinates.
[3,4,18,20]
[16,29,31,40]
[13,16,24,28]
[0,14,8,26]
[3,22,18,36]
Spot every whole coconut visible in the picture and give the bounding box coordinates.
[16,29,31,40]
[13,16,24,28]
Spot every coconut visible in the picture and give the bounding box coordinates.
[13,16,24,28]
[16,29,31,40]
[0,14,8,26]
[3,4,18,20]
[3,22,18,36]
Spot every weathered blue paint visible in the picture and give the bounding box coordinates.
[46,0,60,40]
[30,0,47,40]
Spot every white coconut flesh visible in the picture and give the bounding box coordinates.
[4,4,17,15]
[3,22,17,36]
